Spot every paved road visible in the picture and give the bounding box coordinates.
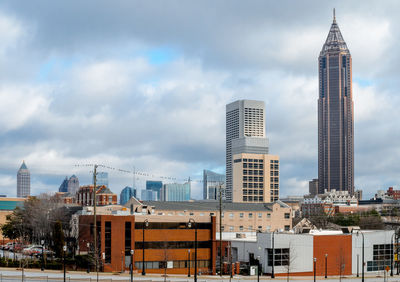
[0,268,398,282]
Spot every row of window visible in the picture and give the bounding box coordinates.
[243,170,264,175]
[221,225,290,232]
[244,183,264,188]
[135,241,212,250]
[270,171,279,176]
[270,164,279,169]
[134,260,210,270]
[243,176,264,182]
[243,163,264,169]
[270,177,279,183]
[225,212,272,218]
[243,196,263,202]
[243,189,263,195]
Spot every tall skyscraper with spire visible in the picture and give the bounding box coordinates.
[17,161,30,197]
[318,10,354,195]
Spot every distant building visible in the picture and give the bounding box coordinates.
[232,153,279,203]
[146,180,162,200]
[141,189,158,201]
[386,187,400,200]
[226,100,269,202]
[97,172,108,187]
[68,175,80,194]
[354,189,363,201]
[309,179,318,196]
[203,170,225,200]
[76,185,117,206]
[17,161,30,198]
[59,175,80,194]
[0,197,27,241]
[59,177,69,193]
[161,183,191,201]
[120,186,136,205]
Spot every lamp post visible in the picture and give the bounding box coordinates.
[391,232,396,277]
[63,245,67,282]
[142,219,149,276]
[188,218,197,282]
[188,249,191,277]
[257,255,260,282]
[41,240,45,271]
[271,230,277,278]
[130,249,134,282]
[86,243,90,273]
[313,258,317,282]
[324,254,327,279]
[356,230,365,282]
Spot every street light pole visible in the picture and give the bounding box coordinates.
[356,230,365,282]
[41,240,44,271]
[130,249,134,282]
[63,245,67,282]
[188,218,197,282]
[325,254,327,279]
[257,255,260,282]
[142,219,149,275]
[271,230,276,278]
[188,249,191,277]
[391,231,396,277]
[313,258,317,282]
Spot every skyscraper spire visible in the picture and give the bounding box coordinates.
[333,8,336,23]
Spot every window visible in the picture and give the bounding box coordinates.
[234,158,242,163]
[125,222,131,256]
[284,225,290,231]
[258,226,262,230]
[105,221,112,263]
[248,226,253,231]
[229,226,234,231]
[368,244,393,271]
[267,213,271,218]
[249,213,253,218]
[267,248,289,266]
[240,213,244,218]
[284,213,290,219]
[239,226,243,231]
[258,213,262,218]
[229,213,234,218]
[221,212,224,218]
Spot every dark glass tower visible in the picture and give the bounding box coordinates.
[318,11,354,194]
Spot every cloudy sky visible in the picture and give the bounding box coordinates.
[0,1,399,199]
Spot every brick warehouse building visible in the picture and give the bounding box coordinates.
[79,214,217,274]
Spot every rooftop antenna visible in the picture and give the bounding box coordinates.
[333,8,336,23]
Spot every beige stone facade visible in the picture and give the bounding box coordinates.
[125,199,292,233]
[232,153,279,203]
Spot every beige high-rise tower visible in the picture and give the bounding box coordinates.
[318,11,354,194]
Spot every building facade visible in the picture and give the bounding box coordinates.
[59,177,69,193]
[161,183,191,201]
[318,13,354,195]
[17,161,30,198]
[97,172,109,187]
[78,214,216,274]
[127,200,292,233]
[76,185,117,206]
[146,180,162,200]
[68,175,80,195]
[203,170,225,200]
[141,189,159,201]
[232,153,279,203]
[120,186,136,205]
[226,100,269,202]
[309,179,319,197]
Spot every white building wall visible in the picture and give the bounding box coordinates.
[351,230,394,275]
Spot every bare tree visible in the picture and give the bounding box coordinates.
[336,247,346,282]
[283,242,297,282]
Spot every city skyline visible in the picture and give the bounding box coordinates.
[0,1,399,199]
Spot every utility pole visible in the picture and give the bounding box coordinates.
[93,164,99,282]
[219,184,223,276]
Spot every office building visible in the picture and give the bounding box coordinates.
[59,177,69,193]
[226,100,269,201]
[318,12,354,194]
[161,182,191,201]
[68,175,80,194]
[146,180,162,200]
[120,186,136,205]
[17,161,30,198]
[232,153,279,203]
[203,170,225,200]
[76,185,117,206]
[97,172,109,187]
[141,189,158,201]
[309,179,319,196]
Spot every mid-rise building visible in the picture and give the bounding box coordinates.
[203,170,225,200]
[141,189,158,201]
[146,180,162,200]
[232,153,279,203]
[59,177,69,193]
[226,100,269,202]
[17,161,30,198]
[161,182,191,201]
[76,185,117,206]
[318,12,354,194]
[120,186,136,205]
[97,172,109,187]
[386,187,400,200]
[309,179,319,196]
[354,189,363,201]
